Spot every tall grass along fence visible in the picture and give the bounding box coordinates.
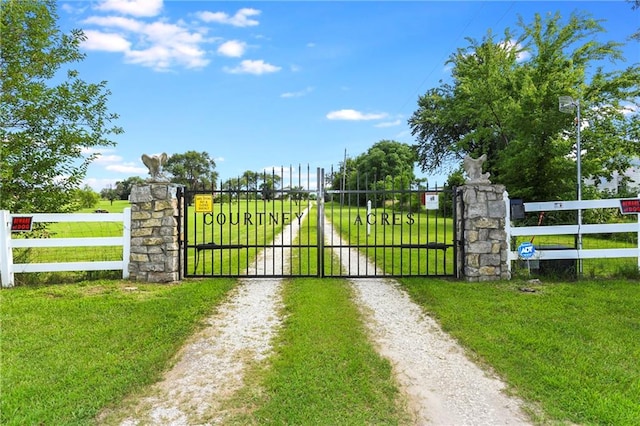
[506,196,640,276]
[0,209,131,287]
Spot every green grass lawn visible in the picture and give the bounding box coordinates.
[79,200,131,213]
[222,278,409,425]
[2,278,640,424]
[185,200,310,276]
[4,197,639,424]
[325,202,456,276]
[0,279,235,425]
[399,277,640,425]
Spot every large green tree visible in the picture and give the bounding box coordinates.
[332,140,417,206]
[259,172,281,201]
[0,0,122,213]
[409,11,639,202]
[336,140,416,190]
[164,151,218,190]
[242,170,260,191]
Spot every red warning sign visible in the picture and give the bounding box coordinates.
[620,199,640,214]
[11,216,33,232]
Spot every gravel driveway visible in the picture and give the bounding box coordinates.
[111,211,531,425]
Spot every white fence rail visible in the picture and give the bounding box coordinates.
[0,209,131,287]
[505,194,640,271]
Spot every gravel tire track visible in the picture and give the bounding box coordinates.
[116,208,310,426]
[324,216,532,425]
[110,207,531,425]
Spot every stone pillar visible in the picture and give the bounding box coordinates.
[128,183,183,282]
[457,184,510,282]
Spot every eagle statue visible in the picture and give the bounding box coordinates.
[463,154,491,184]
[141,153,169,182]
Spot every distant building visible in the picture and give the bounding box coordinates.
[589,157,640,194]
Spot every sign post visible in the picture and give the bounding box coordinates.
[517,242,536,274]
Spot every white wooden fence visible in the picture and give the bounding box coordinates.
[505,195,640,272]
[0,209,131,287]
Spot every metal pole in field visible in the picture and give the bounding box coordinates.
[341,148,347,207]
[559,96,583,276]
[317,167,325,277]
[574,99,583,276]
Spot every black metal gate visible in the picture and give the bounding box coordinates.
[179,167,458,278]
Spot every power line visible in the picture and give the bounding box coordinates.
[398,1,517,115]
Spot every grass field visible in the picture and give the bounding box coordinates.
[3,198,639,424]
[399,278,640,425]
[185,199,310,276]
[0,279,236,425]
[325,201,456,276]
[2,277,639,425]
[222,278,410,424]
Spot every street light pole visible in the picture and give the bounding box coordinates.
[576,99,583,276]
[559,96,583,276]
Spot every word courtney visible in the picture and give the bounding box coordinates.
[203,212,305,226]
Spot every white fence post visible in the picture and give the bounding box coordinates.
[0,210,15,287]
[122,207,131,279]
[504,191,511,274]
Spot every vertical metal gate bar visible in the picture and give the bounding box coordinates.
[306,164,317,275]
[317,168,324,277]
[177,186,183,278]
[227,184,232,275]
[331,189,337,276]
[436,192,441,275]
[442,188,448,275]
[244,185,249,275]
[280,166,285,276]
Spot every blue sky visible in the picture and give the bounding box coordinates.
[57,1,639,191]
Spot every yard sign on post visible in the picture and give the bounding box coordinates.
[517,241,536,274]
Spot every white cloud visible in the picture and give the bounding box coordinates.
[61,3,87,15]
[499,40,530,62]
[93,153,124,164]
[91,153,147,174]
[217,40,246,57]
[82,15,210,70]
[84,16,144,32]
[95,0,163,17]
[326,109,388,121]
[281,87,314,98]
[106,163,148,174]
[196,8,260,27]
[83,178,110,192]
[224,59,281,75]
[374,119,402,128]
[83,30,131,52]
